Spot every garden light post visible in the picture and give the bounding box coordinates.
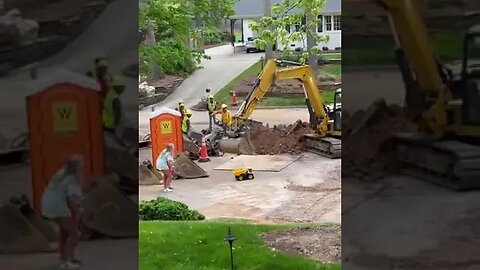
[224,227,236,270]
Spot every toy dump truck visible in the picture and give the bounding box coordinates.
[232,168,254,181]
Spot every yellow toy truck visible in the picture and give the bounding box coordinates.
[232,168,254,181]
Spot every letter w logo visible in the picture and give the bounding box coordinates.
[57,107,72,119]
[162,122,170,129]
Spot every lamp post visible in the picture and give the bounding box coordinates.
[224,227,236,270]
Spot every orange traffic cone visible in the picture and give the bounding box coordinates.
[231,91,238,106]
[198,135,210,162]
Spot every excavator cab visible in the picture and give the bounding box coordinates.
[461,25,480,125]
[332,88,342,131]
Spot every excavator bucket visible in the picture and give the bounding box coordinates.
[219,133,256,155]
[139,160,163,185]
[173,153,208,179]
[81,180,138,238]
[105,147,138,182]
[183,139,200,155]
[0,204,56,253]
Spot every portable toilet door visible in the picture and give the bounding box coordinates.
[26,70,104,212]
[150,107,183,164]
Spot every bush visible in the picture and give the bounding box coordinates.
[139,197,205,221]
[203,27,223,45]
[139,40,206,77]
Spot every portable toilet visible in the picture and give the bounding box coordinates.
[26,69,105,212]
[150,107,183,163]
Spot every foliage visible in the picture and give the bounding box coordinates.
[139,0,237,76]
[139,41,208,77]
[203,26,224,45]
[250,0,329,64]
[139,197,205,221]
[140,221,341,270]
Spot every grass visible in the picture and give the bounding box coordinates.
[344,32,464,66]
[214,61,340,107]
[214,61,262,106]
[139,221,341,270]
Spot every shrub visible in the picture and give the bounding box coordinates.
[139,40,206,77]
[203,27,223,45]
[139,197,205,221]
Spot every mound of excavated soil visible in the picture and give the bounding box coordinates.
[343,99,417,180]
[247,120,315,155]
[261,226,341,263]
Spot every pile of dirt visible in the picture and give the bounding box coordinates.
[246,120,315,155]
[343,99,417,180]
[261,226,341,263]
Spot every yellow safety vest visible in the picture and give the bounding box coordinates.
[102,90,119,129]
[182,116,190,133]
[221,110,232,126]
[207,100,216,112]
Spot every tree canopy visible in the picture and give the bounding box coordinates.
[139,0,237,78]
[250,0,329,63]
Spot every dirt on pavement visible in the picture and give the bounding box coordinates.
[261,226,341,264]
[246,120,315,155]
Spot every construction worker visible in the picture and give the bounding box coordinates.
[206,95,217,133]
[182,109,193,140]
[102,76,124,132]
[213,104,232,133]
[177,102,186,119]
[95,58,113,100]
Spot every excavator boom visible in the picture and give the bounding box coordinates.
[228,59,341,158]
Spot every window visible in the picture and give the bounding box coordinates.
[325,15,332,31]
[333,15,341,31]
[317,15,323,32]
[286,24,291,33]
[294,16,306,32]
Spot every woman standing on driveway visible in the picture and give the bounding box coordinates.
[42,155,83,270]
[156,143,175,192]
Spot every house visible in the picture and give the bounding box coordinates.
[229,0,341,51]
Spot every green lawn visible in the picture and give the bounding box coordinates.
[343,32,463,66]
[139,221,340,270]
[214,60,339,107]
[214,61,263,106]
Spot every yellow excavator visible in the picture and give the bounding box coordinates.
[220,58,342,158]
[372,0,480,190]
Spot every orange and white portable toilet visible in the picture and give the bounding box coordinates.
[26,69,105,212]
[149,107,183,163]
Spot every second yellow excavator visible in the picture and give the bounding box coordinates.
[219,58,341,158]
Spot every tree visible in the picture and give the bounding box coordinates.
[139,0,237,78]
[250,0,329,72]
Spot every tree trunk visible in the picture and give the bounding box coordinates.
[144,21,162,80]
[264,0,273,59]
[306,13,318,74]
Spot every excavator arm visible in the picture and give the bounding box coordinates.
[375,0,452,136]
[369,0,480,190]
[232,58,332,136]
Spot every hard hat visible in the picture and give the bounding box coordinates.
[179,102,185,107]
[97,59,108,67]
[208,95,214,99]
[111,76,124,87]
[185,110,192,116]
[221,104,228,109]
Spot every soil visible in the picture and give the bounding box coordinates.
[246,120,315,155]
[261,226,341,264]
[147,75,184,93]
[342,99,416,181]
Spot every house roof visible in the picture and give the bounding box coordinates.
[231,0,341,19]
